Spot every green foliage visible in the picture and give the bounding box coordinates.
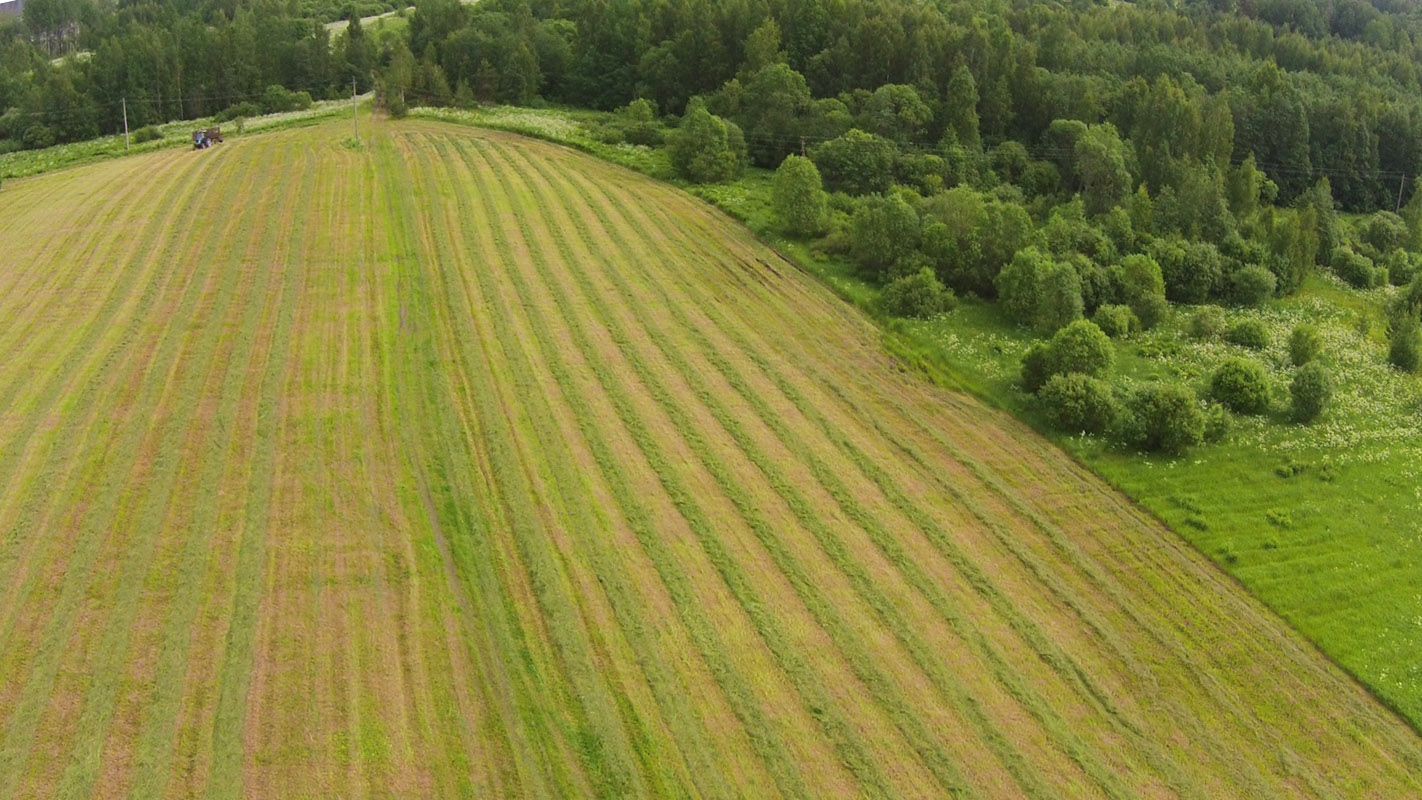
[1189,306,1227,340]
[1389,315,1422,372]
[1123,383,1206,454]
[1288,323,1323,365]
[1226,319,1270,349]
[1052,319,1115,378]
[668,100,747,184]
[1290,361,1332,422]
[772,155,827,237]
[880,268,955,319]
[943,66,981,152]
[811,129,895,195]
[130,126,161,144]
[1037,261,1084,335]
[996,247,1049,326]
[1153,237,1222,304]
[1230,264,1277,307]
[1360,211,1407,255]
[849,193,919,277]
[1021,342,1054,394]
[920,187,1036,297]
[261,85,314,115]
[1039,373,1118,434]
[1075,122,1133,215]
[1117,254,1168,329]
[1211,358,1271,414]
[1331,246,1381,289]
[1092,304,1135,338]
[1020,319,1115,394]
[861,84,931,144]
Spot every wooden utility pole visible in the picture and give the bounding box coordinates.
[1397,174,1408,213]
[353,78,359,139]
[122,97,129,151]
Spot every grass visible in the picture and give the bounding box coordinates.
[0,117,1420,797]
[407,102,1422,735]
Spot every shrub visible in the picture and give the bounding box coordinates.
[1189,306,1227,340]
[1389,316,1422,371]
[1021,342,1054,393]
[1039,373,1117,434]
[1118,254,1169,329]
[996,247,1051,326]
[1288,323,1323,365]
[1037,262,1084,334]
[1384,250,1419,287]
[881,268,955,318]
[668,99,747,183]
[1092,304,1135,338]
[1230,264,1277,307]
[1360,210,1407,255]
[216,101,261,122]
[260,84,312,114]
[811,128,896,195]
[1124,383,1206,454]
[1290,361,1332,422]
[849,193,920,276]
[1210,358,1271,414]
[1331,246,1378,289]
[772,155,828,237]
[1226,319,1269,349]
[1049,319,1115,378]
[131,125,161,143]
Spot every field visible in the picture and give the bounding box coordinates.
[0,118,1420,798]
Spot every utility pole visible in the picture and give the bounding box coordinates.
[1397,174,1408,214]
[353,78,359,139]
[122,97,129,152]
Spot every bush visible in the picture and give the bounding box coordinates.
[1049,319,1115,378]
[1229,264,1277,307]
[667,99,747,183]
[1117,254,1168,329]
[1331,246,1379,289]
[1021,342,1054,393]
[1039,373,1118,434]
[1189,306,1227,340]
[1226,319,1269,349]
[772,155,828,237]
[1384,250,1419,287]
[850,193,920,276]
[1037,262,1084,334]
[1291,361,1332,422]
[811,128,897,195]
[1210,358,1271,414]
[131,125,161,143]
[1360,210,1407,255]
[1124,383,1206,454]
[1092,304,1135,338]
[216,101,261,122]
[1288,323,1323,365]
[881,268,955,318]
[260,84,312,115]
[1389,316,1422,371]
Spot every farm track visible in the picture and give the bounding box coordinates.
[0,118,1418,798]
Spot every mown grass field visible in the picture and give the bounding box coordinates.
[0,118,1420,798]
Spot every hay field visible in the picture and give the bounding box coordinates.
[0,119,1417,798]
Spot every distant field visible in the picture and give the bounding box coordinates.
[0,119,1419,798]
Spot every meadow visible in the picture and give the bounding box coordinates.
[0,117,1419,797]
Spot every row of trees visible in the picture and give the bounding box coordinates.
[378,0,1422,213]
[0,0,387,150]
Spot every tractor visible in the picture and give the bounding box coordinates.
[192,127,223,150]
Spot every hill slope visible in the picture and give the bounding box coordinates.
[0,119,1418,798]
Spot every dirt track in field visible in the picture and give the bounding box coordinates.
[0,118,1418,798]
